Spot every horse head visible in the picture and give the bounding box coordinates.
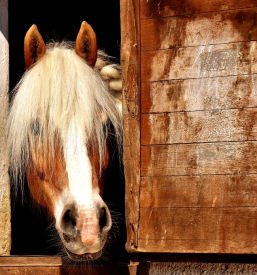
[9,21,122,261]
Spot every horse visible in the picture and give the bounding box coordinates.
[8,21,123,261]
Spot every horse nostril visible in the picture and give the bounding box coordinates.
[63,233,71,243]
[99,207,107,231]
[63,210,76,227]
[61,209,77,237]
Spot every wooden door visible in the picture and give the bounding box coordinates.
[121,0,257,253]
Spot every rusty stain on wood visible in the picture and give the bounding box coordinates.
[141,75,257,113]
[141,142,257,176]
[141,0,257,19]
[142,41,257,82]
[141,8,257,51]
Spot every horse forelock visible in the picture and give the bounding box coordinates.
[8,41,122,193]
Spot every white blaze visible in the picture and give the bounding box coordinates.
[64,123,93,206]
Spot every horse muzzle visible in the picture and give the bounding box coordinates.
[57,201,112,261]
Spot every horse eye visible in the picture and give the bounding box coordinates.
[31,120,40,136]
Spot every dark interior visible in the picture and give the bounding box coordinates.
[9,0,128,264]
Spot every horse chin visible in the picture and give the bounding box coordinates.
[65,247,102,262]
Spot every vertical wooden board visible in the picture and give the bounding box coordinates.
[141,0,257,19]
[141,42,257,82]
[121,0,140,252]
[140,175,257,208]
[141,142,257,176]
[138,208,257,253]
[0,0,11,256]
[141,8,257,51]
[141,75,257,113]
[141,109,257,145]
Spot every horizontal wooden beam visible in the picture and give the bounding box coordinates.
[0,258,133,275]
[141,141,257,176]
[141,108,257,145]
[141,75,257,114]
[141,8,257,51]
[130,252,257,263]
[140,174,257,208]
[141,41,257,82]
[138,207,257,253]
[140,0,257,19]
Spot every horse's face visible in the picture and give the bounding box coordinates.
[26,140,111,260]
[22,22,113,261]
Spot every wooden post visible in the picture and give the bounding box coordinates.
[0,0,11,255]
[120,0,141,252]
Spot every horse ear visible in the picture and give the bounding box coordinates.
[24,24,46,69]
[75,21,97,67]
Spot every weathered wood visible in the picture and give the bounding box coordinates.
[128,264,138,275]
[140,175,257,208]
[0,256,62,266]
[123,0,257,255]
[141,75,257,114]
[141,108,257,145]
[141,41,257,82]
[142,8,257,51]
[138,208,257,253]
[0,265,131,275]
[121,0,141,252]
[130,252,257,263]
[141,142,257,176]
[0,0,11,256]
[141,0,257,19]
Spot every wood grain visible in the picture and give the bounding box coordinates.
[138,207,257,253]
[138,238,257,254]
[142,8,257,51]
[140,175,257,208]
[141,0,257,19]
[141,141,257,176]
[141,75,257,113]
[0,256,62,266]
[141,108,257,145]
[0,265,131,275]
[121,0,141,252]
[141,41,257,82]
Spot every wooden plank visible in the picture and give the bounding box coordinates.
[138,208,257,253]
[141,75,257,114]
[138,238,257,254]
[141,109,257,145]
[130,252,257,263]
[0,256,62,266]
[140,175,257,208]
[141,41,257,82]
[141,0,257,19]
[141,141,257,176]
[0,265,131,275]
[142,8,257,51]
[0,0,11,256]
[121,0,141,252]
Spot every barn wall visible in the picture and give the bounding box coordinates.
[0,0,11,255]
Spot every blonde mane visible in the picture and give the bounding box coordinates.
[8,42,123,188]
